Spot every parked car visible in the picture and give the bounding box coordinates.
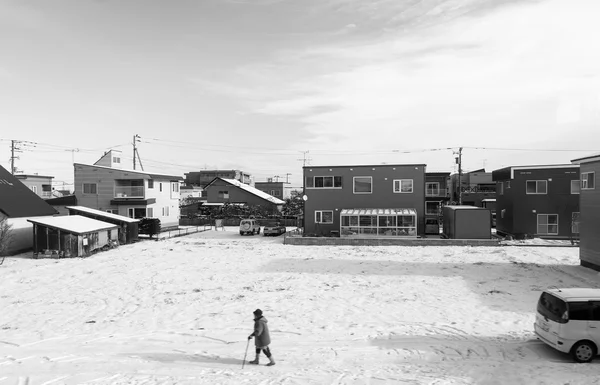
[534,288,600,363]
[239,219,260,235]
[263,221,286,236]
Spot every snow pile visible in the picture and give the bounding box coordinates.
[1,229,599,384]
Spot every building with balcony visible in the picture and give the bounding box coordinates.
[424,172,451,234]
[449,169,496,207]
[14,173,55,199]
[74,150,183,228]
[303,164,426,237]
[571,153,600,271]
[184,169,252,188]
[492,164,580,239]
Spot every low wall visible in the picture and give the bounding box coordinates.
[284,236,500,247]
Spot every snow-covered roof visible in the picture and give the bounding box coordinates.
[27,215,118,234]
[66,206,139,223]
[220,178,285,205]
[340,208,417,216]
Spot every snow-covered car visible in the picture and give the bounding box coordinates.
[239,219,260,235]
[263,221,286,236]
[534,288,600,363]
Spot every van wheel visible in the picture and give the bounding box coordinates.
[571,341,596,363]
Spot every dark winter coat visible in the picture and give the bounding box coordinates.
[252,316,271,348]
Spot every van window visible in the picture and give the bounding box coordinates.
[567,302,592,321]
[537,292,567,324]
[592,302,600,321]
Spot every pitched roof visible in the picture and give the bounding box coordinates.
[74,163,183,181]
[0,165,58,218]
[27,215,118,234]
[66,206,139,223]
[207,178,285,205]
[572,152,600,164]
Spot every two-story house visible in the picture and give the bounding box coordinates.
[303,164,426,237]
[491,164,580,239]
[571,153,600,271]
[254,180,293,201]
[74,150,183,228]
[14,173,54,199]
[425,172,450,234]
[204,177,284,214]
[449,169,496,206]
[184,169,252,188]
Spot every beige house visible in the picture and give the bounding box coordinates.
[14,173,55,199]
[74,150,183,228]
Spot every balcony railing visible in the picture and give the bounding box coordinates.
[114,186,144,198]
[426,188,449,197]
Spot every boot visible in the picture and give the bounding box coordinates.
[266,356,275,366]
[249,355,259,365]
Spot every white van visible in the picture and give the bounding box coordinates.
[534,288,600,363]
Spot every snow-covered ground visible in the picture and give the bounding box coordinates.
[1,228,600,385]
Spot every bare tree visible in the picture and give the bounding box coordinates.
[0,217,14,265]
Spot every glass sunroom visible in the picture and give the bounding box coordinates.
[340,208,418,237]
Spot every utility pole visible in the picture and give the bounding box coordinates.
[133,134,141,170]
[10,140,22,175]
[65,148,80,164]
[458,147,463,205]
[298,150,312,167]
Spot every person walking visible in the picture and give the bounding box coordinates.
[247,308,275,366]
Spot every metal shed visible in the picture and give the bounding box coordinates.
[66,206,139,244]
[27,215,119,258]
[442,205,491,239]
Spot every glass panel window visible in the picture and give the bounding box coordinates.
[334,176,342,188]
[305,177,314,188]
[537,214,558,235]
[581,172,595,189]
[83,183,97,194]
[148,179,154,189]
[307,176,342,189]
[218,191,229,199]
[426,202,440,215]
[394,179,413,193]
[359,215,376,226]
[353,177,373,194]
[315,177,324,188]
[315,210,333,224]
[426,182,439,196]
[526,180,547,194]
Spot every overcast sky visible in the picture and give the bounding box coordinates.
[1,0,599,189]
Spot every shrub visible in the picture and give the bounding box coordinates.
[0,218,13,259]
[139,218,161,238]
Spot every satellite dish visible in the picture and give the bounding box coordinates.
[302,195,308,201]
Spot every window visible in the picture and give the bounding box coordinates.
[128,208,146,219]
[506,181,511,189]
[147,208,154,218]
[353,177,372,194]
[315,210,333,224]
[425,182,439,196]
[393,179,413,193]
[218,191,229,199]
[592,302,600,321]
[568,302,592,321]
[159,183,163,192]
[162,206,170,216]
[526,180,547,194]
[83,183,97,194]
[306,176,342,189]
[274,190,281,197]
[148,179,154,189]
[581,172,595,189]
[31,186,38,193]
[426,201,440,215]
[571,180,580,194]
[172,182,179,192]
[537,214,558,235]
[106,209,118,214]
[270,190,276,195]
[112,157,120,163]
[572,212,580,234]
[499,182,504,195]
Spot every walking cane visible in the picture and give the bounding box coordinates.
[242,338,250,369]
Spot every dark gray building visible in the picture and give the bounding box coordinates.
[572,154,600,271]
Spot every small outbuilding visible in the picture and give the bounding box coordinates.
[66,205,139,244]
[27,215,119,258]
[442,205,491,239]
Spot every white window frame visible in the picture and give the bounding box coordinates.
[581,172,595,190]
[526,180,548,195]
[83,183,97,195]
[162,206,170,217]
[425,182,439,197]
[353,176,373,194]
[315,210,334,224]
[31,185,38,194]
[571,180,580,194]
[147,207,154,218]
[393,179,413,193]
[171,182,179,192]
[537,214,558,235]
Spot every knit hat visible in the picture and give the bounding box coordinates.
[253,309,263,317]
